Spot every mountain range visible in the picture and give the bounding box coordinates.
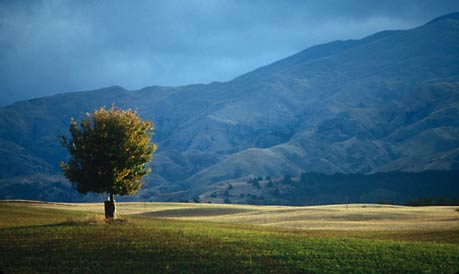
[1,13,458,202]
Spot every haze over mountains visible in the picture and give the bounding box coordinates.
[1,13,458,202]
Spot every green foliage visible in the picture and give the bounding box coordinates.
[282,174,292,184]
[405,197,459,206]
[278,170,459,205]
[267,180,274,188]
[269,188,280,197]
[192,195,201,203]
[60,106,157,197]
[247,177,261,189]
[245,193,268,205]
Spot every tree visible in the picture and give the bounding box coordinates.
[282,174,292,184]
[267,180,274,188]
[60,106,157,218]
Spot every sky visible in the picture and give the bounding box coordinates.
[1,0,458,106]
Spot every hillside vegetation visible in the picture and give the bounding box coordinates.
[1,170,458,206]
[198,170,459,205]
[1,201,458,273]
[0,13,458,202]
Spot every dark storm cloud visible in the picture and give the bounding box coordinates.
[1,0,458,105]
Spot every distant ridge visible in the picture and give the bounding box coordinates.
[0,13,458,202]
[426,11,459,24]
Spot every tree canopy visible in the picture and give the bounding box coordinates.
[60,106,157,197]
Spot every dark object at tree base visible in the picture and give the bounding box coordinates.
[104,201,116,219]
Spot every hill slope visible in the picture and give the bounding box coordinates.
[1,13,459,201]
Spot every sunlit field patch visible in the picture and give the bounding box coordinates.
[1,201,458,273]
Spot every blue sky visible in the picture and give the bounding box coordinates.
[1,0,458,105]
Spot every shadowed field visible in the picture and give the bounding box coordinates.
[1,201,458,273]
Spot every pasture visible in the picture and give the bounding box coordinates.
[1,201,458,273]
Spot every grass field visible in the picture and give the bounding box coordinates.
[1,201,458,273]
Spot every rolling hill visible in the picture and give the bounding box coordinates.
[1,13,458,202]
[2,201,458,273]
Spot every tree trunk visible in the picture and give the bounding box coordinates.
[104,193,116,219]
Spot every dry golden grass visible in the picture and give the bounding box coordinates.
[3,200,458,232]
[2,201,459,273]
